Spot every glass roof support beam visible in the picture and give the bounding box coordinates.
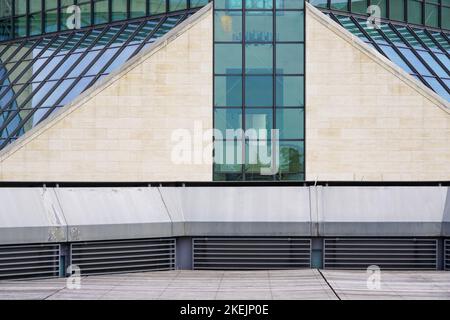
[0,24,118,140]
[0,30,93,107]
[389,23,450,94]
[35,18,157,128]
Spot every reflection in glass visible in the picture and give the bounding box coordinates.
[276,11,303,42]
[245,75,273,107]
[276,76,304,107]
[214,11,242,42]
[245,44,273,74]
[245,11,273,42]
[215,76,243,107]
[276,43,303,74]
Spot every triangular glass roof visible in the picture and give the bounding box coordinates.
[325,12,450,102]
[0,11,194,149]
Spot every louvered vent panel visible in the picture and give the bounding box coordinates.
[324,238,437,270]
[193,238,311,270]
[445,239,450,271]
[0,243,60,280]
[71,238,176,275]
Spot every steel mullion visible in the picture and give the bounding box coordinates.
[0,40,41,84]
[389,23,447,92]
[0,39,29,65]
[0,25,116,141]
[242,5,246,180]
[422,28,450,58]
[37,19,150,126]
[0,22,127,142]
[0,30,92,107]
[408,27,450,78]
[127,11,187,61]
[348,15,389,60]
[0,7,199,44]
[403,24,450,85]
[127,16,168,59]
[0,37,69,89]
[440,31,450,45]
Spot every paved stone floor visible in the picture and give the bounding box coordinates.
[0,269,449,300]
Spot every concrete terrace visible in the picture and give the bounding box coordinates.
[0,270,449,300]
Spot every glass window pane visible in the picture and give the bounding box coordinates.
[45,0,58,10]
[279,140,304,177]
[379,44,413,73]
[111,0,127,21]
[246,11,273,42]
[371,0,386,18]
[80,3,92,27]
[407,0,422,24]
[14,16,26,37]
[94,0,109,24]
[245,108,273,137]
[215,108,243,134]
[15,0,27,15]
[130,0,146,18]
[245,75,273,107]
[215,75,242,107]
[331,0,348,11]
[215,0,243,9]
[276,43,303,74]
[30,1,42,13]
[29,14,42,36]
[276,76,304,107]
[276,0,303,9]
[425,3,438,28]
[276,109,303,139]
[309,0,327,8]
[276,11,303,42]
[215,43,242,74]
[150,0,166,14]
[245,43,273,74]
[214,140,243,173]
[191,0,209,8]
[389,0,405,21]
[215,11,242,42]
[169,0,187,11]
[416,51,449,78]
[246,0,273,9]
[398,48,432,76]
[423,77,450,101]
[351,0,368,14]
[442,7,450,30]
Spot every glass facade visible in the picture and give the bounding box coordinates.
[0,11,192,147]
[330,13,450,101]
[0,0,210,41]
[308,0,450,31]
[214,0,305,181]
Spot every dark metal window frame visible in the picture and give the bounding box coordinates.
[213,0,306,181]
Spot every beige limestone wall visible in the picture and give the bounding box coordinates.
[305,4,450,181]
[0,7,213,181]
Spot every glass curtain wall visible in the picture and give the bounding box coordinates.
[308,0,450,31]
[214,0,305,181]
[0,0,211,41]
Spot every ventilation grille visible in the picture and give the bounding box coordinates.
[0,243,60,280]
[71,238,176,275]
[324,238,437,270]
[445,239,450,271]
[193,238,311,270]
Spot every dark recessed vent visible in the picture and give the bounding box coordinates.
[445,239,450,271]
[70,238,176,275]
[0,243,60,280]
[193,238,311,270]
[324,238,438,270]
